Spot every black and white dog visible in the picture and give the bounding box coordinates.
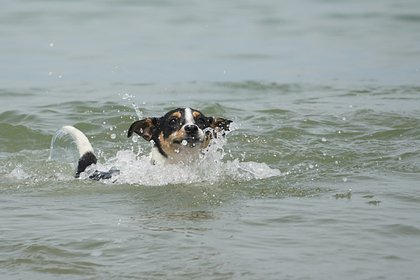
[61,107,231,180]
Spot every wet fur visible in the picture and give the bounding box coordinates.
[127,107,231,164]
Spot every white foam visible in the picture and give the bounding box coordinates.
[6,165,31,180]
[83,133,281,186]
[49,122,281,186]
[84,150,280,186]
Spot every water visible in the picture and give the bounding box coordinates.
[1,0,420,279]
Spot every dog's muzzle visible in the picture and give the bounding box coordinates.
[184,125,199,135]
[174,124,203,146]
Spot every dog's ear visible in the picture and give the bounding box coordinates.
[127,118,159,141]
[208,117,232,131]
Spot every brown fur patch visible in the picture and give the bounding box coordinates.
[127,118,156,140]
[192,111,201,119]
[171,111,182,119]
[159,131,187,157]
[168,130,186,144]
[158,131,173,157]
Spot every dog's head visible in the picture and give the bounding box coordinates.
[127,108,231,161]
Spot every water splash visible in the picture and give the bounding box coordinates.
[48,116,281,186]
[79,149,281,186]
[132,102,143,120]
[78,130,281,186]
[48,127,80,167]
[6,165,31,180]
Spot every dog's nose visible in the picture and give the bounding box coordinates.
[184,124,198,134]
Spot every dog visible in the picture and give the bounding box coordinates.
[60,107,231,180]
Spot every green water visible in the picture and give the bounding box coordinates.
[1,82,420,279]
[2,0,420,279]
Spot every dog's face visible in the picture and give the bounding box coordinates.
[127,108,231,162]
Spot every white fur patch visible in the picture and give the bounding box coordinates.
[184,107,194,125]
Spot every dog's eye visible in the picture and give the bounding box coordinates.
[196,117,207,128]
[169,118,178,126]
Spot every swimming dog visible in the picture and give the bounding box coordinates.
[61,107,231,180]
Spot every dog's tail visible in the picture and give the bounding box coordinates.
[60,126,97,178]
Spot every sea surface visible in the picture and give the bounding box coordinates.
[1,0,420,279]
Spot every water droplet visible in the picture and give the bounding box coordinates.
[321,137,327,142]
[181,140,188,146]
[110,134,116,139]
[122,93,133,100]
[342,177,348,182]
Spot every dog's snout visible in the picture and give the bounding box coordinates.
[184,124,198,134]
